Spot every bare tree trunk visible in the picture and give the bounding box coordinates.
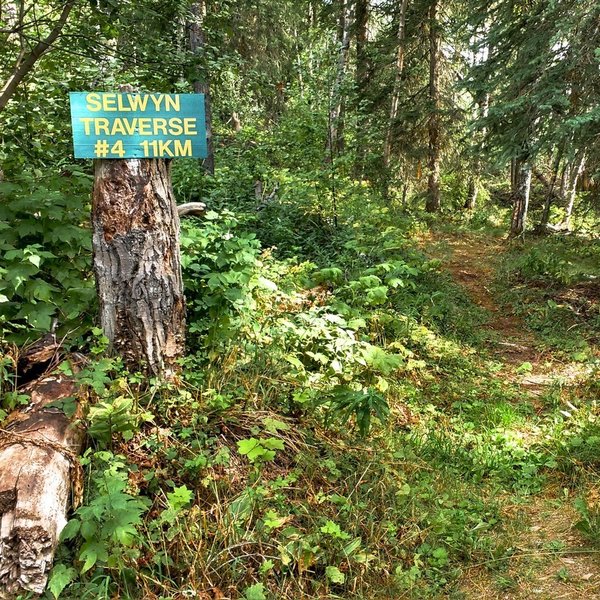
[383,0,409,170]
[509,160,532,238]
[426,0,441,213]
[326,0,352,160]
[510,159,518,193]
[92,159,186,377]
[0,1,74,112]
[562,154,586,229]
[464,177,477,210]
[538,149,562,229]
[0,370,84,594]
[401,179,409,208]
[189,0,215,175]
[353,0,369,176]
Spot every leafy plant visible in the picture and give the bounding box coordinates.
[0,169,95,342]
[61,451,149,576]
[323,386,390,437]
[237,437,285,464]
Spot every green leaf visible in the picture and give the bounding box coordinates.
[262,417,290,433]
[244,582,266,600]
[26,254,41,267]
[237,438,261,460]
[259,559,274,575]
[263,510,287,530]
[167,485,194,511]
[49,564,77,598]
[320,520,350,540]
[79,545,98,573]
[59,519,81,541]
[326,565,346,584]
[261,437,284,451]
[47,396,78,418]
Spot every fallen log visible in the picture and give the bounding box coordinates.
[0,367,85,595]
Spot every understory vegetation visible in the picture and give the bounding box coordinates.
[1,0,600,598]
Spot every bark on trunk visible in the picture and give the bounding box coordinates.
[383,0,408,170]
[426,0,441,213]
[464,177,477,210]
[326,0,352,160]
[0,372,84,594]
[353,0,369,176]
[562,155,586,230]
[92,159,186,377]
[537,149,562,229]
[509,161,532,238]
[189,0,214,175]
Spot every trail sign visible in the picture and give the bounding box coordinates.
[69,92,207,159]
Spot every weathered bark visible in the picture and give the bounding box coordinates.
[189,0,215,175]
[0,372,85,594]
[383,0,409,170]
[509,160,532,238]
[326,0,352,160]
[426,0,441,213]
[510,159,518,194]
[92,159,186,377]
[0,1,74,112]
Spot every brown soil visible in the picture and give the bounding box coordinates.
[425,231,591,390]
[422,230,600,600]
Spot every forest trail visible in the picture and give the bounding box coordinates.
[423,230,600,600]
[425,230,589,393]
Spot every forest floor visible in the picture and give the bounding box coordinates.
[424,229,600,600]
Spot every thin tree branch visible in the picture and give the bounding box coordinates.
[0,1,75,112]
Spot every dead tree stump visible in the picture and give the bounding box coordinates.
[92,159,186,376]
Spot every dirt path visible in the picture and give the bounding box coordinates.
[423,230,600,600]
[426,231,587,393]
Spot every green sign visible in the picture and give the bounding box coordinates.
[69,92,207,159]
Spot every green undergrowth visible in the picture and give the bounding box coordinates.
[497,234,600,358]
[2,149,599,599]
[2,205,590,600]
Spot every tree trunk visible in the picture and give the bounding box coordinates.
[538,149,562,229]
[353,0,369,177]
[92,159,186,377]
[189,0,215,175]
[509,160,532,238]
[464,177,477,210]
[0,371,84,594]
[326,0,352,161]
[510,158,518,194]
[383,0,409,171]
[562,154,586,229]
[426,0,441,213]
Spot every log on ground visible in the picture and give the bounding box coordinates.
[0,372,85,595]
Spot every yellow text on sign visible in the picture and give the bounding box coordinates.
[85,93,181,112]
[78,117,198,136]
